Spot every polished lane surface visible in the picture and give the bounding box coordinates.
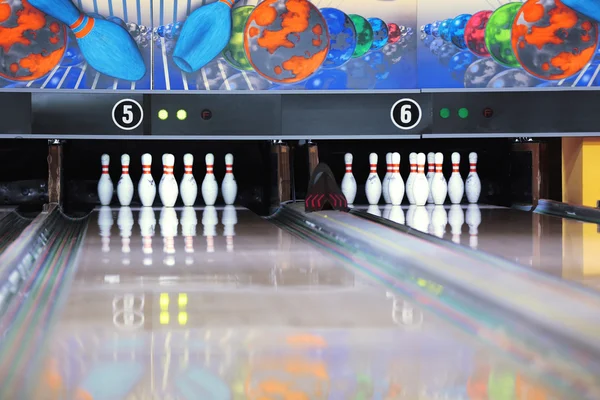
[3,206,564,399]
[364,203,600,290]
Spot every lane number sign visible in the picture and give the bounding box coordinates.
[112,98,144,131]
[390,98,422,130]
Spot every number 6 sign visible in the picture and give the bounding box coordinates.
[390,98,422,130]
[112,98,144,131]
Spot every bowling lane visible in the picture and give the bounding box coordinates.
[362,203,600,290]
[0,207,37,256]
[1,206,568,399]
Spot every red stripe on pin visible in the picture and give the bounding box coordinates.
[70,14,85,30]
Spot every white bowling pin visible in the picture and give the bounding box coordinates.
[138,207,156,257]
[98,205,113,255]
[201,153,219,206]
[202,206,218,253]
[367,204,382,217]
[138,153,156,207]
[116,154,134,206]
[382,152,392,204]
[406,205,416,227]
[383,204,392,219]
[388,152,405,206]
[341,153,357,204]
[221,153,237,205]
[389,205,405,225]
[159,154,179,207]
[466,204,481,249]
[181,207,198,264]
[406,153,417,205]
[448,152,464,204]
[412,206,430,233]
[431,205,447,238]
[160,207,178,256]
[222,205,238,253]
[431,152,448,205]
[426,152,435,204]
[412,153,429,206]
[98,154,114,206]
[365,153,382,205]
[117,206,133,265]
[466,152,481,203]
[448,204,464,244]
[180,153,198,206]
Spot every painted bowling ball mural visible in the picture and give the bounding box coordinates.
[449,14,471,49]
[349,14,374,58]
[464,10,493,57]
[485,3,522,68]
[368,17,389,50]
[512,0,598,80]
[0,0,66,81]
[243,0,329,84]
[439,18,452,42]
[320,8,356,69]
[222,5,254,71]
[388,23,401,44]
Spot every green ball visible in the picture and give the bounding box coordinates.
[485,3,521,68]
[349,14,373,58]
[222,6,255,71]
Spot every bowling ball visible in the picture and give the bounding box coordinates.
[382,42,403,64]
[0,0,67,81]
[368,17,389,50]
[349,14,373,58]
[364,51,390,80]
[304,69,348,89]
[431,21,441,37]
[320,8,357,69]
[388,23,401,43]
[485,3,521,68]
[449,14,471,49]
[429,38,445,55]
[448,50,478,81]
[487,68,543,88]
[464,10,492,57]
[464,57,506,88]
[439,18,452,42]
[222,5,254,71]
[244,0,329,84]
[512,0,598,80]
[423,23,432,36]
[438,43,459,65]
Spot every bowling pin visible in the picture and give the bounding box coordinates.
[26,0,145,80]
[202,153,219,206]
[382,152,392,204]
[341,153,357,204]
[406,152,417,205]
[202,206,218,253]
[221,153,237,205]
[117,206,133,265]
[160,207,178,266]
[426,152,435,204]
[412,206,430,233]
[448,204,464,244]
[181,207,198,265]
[222,205,237,253]
[159,154,179,207]
[388,152,405,206]
[431,152,448,205]
[138,153,156,207]
[367,205,382,217]
[116,154,134,206]
[382,204,392,219]
[448,152,464,204]
[98,154,113,206]
[389,205,405,225]
[180,153,198,206]
[365,153,382,205]
[173,0,237,72]
[412,153,429,206]
[431,205,447,238]
[466,204,481,249]
[466,152,481,203]
[406,205,416,227]
[98,206,113,257]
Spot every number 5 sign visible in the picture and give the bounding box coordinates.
[112,98,144,131]
[390,98,422,130]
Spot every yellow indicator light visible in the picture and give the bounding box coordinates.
[178,311,188,326]
[160,311,170,325]
[159,293,169,310]
[178,293,188,308]
[158,109,168,120]
[176,109,187,120]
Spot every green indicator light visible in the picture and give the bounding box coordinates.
[439,108,450,119]
[177,109,187,121]
[458,108,469,119]
[158,109,168,120]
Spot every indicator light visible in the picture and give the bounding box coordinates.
[439,108,450,119]
[178,311,188,326]
[159,293,169,310]
[178,293,188,307]
[458,108,469,119]
[177,109,187,120]
[158,109,168,120]
[160,311,170,325]
[483,108,494,118]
